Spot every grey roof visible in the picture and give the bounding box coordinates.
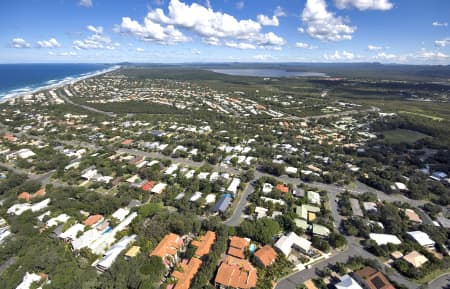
[213,195,232,212]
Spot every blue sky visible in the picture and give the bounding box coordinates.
[1,0,449,64]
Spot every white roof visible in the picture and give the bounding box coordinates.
[59,223,85,240]
[407,231,435,247]
[46,213,70,227]
[395,182,408,191]
[335,275,363,289]
[189,192,202,202]
[285,166,298,174]
[307,191,321,205]
[31,198,50,212]
[72,228,102,251]
[262,183,273,194]
[15,272,42,289]
[369,233,402,245]
[7,203,31,215]
[17,149,35,159]
[151,183,167,194]
[227,178,240,194]
[274,232,311,256]
[198,172,210,180]
[112,208,130,222]
[95,235,136,271]
[205,194,216,204]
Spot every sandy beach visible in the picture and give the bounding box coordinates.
[0,65,121,104]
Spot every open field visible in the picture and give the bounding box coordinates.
[381,129,431,144]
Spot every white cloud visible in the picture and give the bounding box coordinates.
[324,50,356,60]
[87,25,103,34]
[334,0,393,10]
[295,42,316,49]
[274,6,286,17]
[114,16,189,44]
[257,14,279,26]
[432,21,448,27]
[49,51,77,56]
[136,48,145,52]
[435,38,450,47]
[253,54,274,61]
[191,48,201,54]
[225,41,256,49]
[79,0,92,8]
[416,49,449,60]
[374,52,396,60]
[119,0,285,48]
[301,0,356,41]
[37,38,61,48]
[236,1,244,10]
[368,45,383,51]
[11,38,31,48]
[73,25,116,49]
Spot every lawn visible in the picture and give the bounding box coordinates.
[381,129,431,144]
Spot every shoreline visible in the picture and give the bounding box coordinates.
[0,65,121,104]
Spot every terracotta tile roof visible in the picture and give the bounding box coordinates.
[171,258,202,289]
[404,209,422,223]
[83,214,104,226]
[18,192,31,201]
[191,231,216,257]
[141,181,156,192]
[276,184,289,193]
[254,245,277,267]
[215,255,257,289]
[304,280,318,289]
[355,267,395,289]
[403,250,428,268]
[33,188,46,197]
[121,139,134,145]
[3,134,17,142]
[228,236,249,259]
[150,233,182,259]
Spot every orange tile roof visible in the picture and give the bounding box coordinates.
[276,184,289,193]
[121,139,134,145]
[83,214,104,226]
[150,233,182,259]
[171,258,202,289]
[33,188,46,197]
[254,245,277,267]
[304,280,318,289]
[18,192,31,201]
[141,181,155,192]
[355,266,395,289]
[228,236,249,259]
[3,134,17,142]
[191,231,216,257]
[215,256,257,289]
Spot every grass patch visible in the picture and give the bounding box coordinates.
[399,110,444,121]
[381,129,430,144]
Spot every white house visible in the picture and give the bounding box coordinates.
[369,233,402,246]
[407,231,435,248]
[151,183,167,194]
[274,232,311,256]
[15,272,43,289]
[227,178,241,195]
[95,234,137,272]
[335,275,363,289]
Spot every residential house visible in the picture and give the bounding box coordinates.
[84,214,104,227]
[312,224,330,237]
[191,231,216,258]
[254,245,277,267]
[171,257,202,289]
[369,234,402,246]
[404,209,422,223]
[151,183,167,194]
[227,178,241,196]
[354,266,395,289]
[215,255,257,289]
[296,204,321,221]
[403,251,428,268]
[407,231,435,248]
[213,194,232,214]
[125,246,140,260]
[228,236,249,259]
[141,181,155,192]
[275,232,311,256]
[276,184,289,193]
[150,233,183,268]
[95,235,136,272]
[335,274,363,289]
[307,191,321,205]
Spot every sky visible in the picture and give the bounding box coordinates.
[1,0,449,64]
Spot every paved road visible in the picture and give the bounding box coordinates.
[224,182,255,227]
[427,273,450,289]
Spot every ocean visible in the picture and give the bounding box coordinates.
[0,63,116,100]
